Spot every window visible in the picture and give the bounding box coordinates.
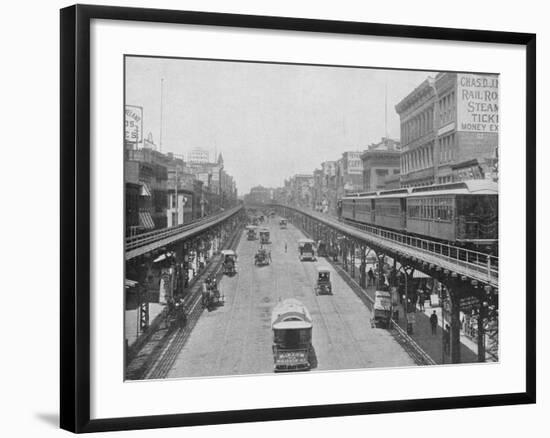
[377,199,401,217]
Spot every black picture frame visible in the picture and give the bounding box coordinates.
[60,4,536,433]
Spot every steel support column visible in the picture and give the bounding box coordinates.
[359,245,366,288]
[477,301,487,362]
[350,241,356,278]
[447,283,462,364]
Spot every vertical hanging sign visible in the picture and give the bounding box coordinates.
[125,105,143,143]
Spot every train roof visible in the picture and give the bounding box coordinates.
[377,188,413,199]
[298,238,315,244]
[271,299,312,330]
[409,180,498,196]
[316,265,331,273]
[221,250,236,256]
[341,180,497,201]
[341,191,377,200]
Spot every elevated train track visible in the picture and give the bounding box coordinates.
[125,205,244,260]
[273,204,498,289]
[127,225,243,380]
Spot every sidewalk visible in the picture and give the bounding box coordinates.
[385,292,479,365]
[336,258,480,364]
[125,303,165,347]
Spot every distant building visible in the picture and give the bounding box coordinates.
[187,148,210,164]
[288,174,314,208]
[395,72,498,187]
[165,155,195,227]
[321,161,337,186]
[312,169,324,211]
[245,186,272,205]
[272,186,290,205]
[360,137,401,191]
[336,151,363,199]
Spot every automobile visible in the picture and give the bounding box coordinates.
[259,228,270,244]
[298,238,316,261]
[371,290,392,328]
[314,266,332,295]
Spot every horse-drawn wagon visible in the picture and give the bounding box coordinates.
[254,246,271,266]
[221,249,237,276]
[201,276,224,311]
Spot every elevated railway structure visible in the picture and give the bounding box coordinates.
[125,205,245,350]
[268,203,499,363]
[126,205,244,260]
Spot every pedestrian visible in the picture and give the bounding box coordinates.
[443,324,451,354]
[284,242,287,253]
[367,268,374,286]
[430,310,438,335]
[418,290,425,311]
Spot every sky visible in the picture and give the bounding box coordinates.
[125,56,433,194]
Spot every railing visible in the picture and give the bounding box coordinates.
[125,205,243,253]
[342,219,499,282]
[390,320,437,366]
[278,204,499,287]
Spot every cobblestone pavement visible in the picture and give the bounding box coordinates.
[167,219,416,378]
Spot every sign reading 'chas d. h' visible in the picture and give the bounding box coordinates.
[456,74,499,133]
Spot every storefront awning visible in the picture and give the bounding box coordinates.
[125,279,138,289]
[139,211,155,229]
[413,270,431,278]
[140,183,152,197]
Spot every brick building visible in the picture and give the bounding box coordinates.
[395,72,499,187]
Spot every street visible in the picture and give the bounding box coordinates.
[164,218,415,378]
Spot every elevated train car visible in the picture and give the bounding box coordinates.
[374,188,409,231]
[340,180,498,252]
[354,191,377,224]
[407,180,498,245]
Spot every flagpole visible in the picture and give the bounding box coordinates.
[385,79,388,139]
[159,78,164,152]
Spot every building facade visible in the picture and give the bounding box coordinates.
[187,147,210,164]
[360,137,401,191]
[287,174,314,208]
[124,142,238,233]
[395,72,499,187]
[244,185,272,205]
[125,147,169,230]
[336,151,363,200]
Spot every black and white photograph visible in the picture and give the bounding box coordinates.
[124,57,500,380]
[1,0,545,435]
